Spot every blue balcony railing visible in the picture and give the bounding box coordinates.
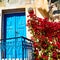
[0,36,34,60]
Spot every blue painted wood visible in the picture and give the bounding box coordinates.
[15,13,26,37]
[5,14,16,58]
[15,13,26,58]
[4,13,26,58]
[6,14,15,38]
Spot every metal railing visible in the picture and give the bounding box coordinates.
[0,36,34,60]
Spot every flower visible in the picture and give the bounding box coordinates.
[41,53,48,60]
[52,51,57,59]
[27,9,60,60]
[35,57,40,60]
[33,42,39,48]
[56,42,60,49]
[27,19,31,26]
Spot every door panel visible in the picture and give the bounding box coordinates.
[5,14,16,58]
[15,13,26,58]
[6,15,15,38]
[15,13,26,37]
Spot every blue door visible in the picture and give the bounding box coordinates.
[4,12,26,58]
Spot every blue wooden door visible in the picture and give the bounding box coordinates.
[4,13,26,58]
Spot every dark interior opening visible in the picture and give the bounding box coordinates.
[48,0,58,3]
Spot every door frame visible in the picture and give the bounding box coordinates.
[1,8,25,40]
[1,8,26,58]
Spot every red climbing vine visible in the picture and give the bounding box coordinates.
[27,8,60,60]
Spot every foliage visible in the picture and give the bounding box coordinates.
[27,8,60,60]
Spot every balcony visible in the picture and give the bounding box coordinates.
[0,36,34,60]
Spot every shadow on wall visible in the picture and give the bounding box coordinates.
[38,8,49,18]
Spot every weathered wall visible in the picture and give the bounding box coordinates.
[0,0,48,39]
